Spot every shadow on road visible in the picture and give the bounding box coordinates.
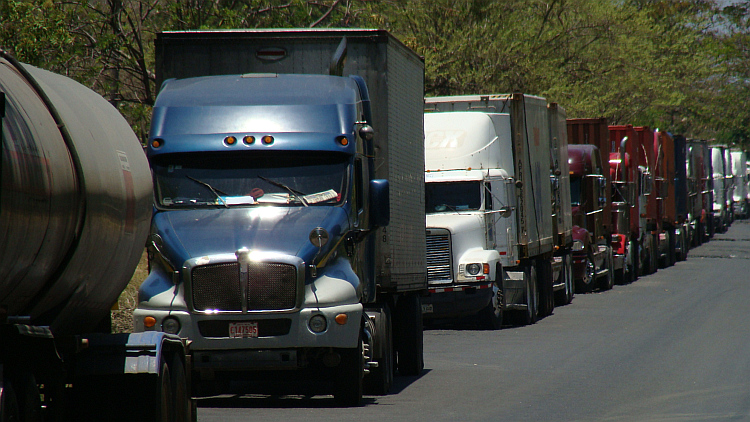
[195,369,431,409]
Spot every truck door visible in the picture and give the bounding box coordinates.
[490,178,517,264]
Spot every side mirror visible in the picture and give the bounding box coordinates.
[359,125,374,141]
[370,179,390,228]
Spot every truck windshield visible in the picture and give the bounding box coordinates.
[152,151,348,208]
[425,181,482,213]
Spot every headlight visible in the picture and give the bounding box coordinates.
[309,314,327,333]
[572,240,585,252]
[162,317,181,334]
[466,263,482,275]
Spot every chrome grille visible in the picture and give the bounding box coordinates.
[426,234,452,283]
[192,262,242,311]
[191,261,298,312]
[247,262,297,310]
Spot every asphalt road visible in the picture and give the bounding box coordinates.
[197,220,750,422]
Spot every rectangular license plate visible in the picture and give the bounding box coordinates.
[421,304,433,314]
[229,322,259,338]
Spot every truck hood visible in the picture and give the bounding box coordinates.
[153,207,349,265]
[427,212,486,256]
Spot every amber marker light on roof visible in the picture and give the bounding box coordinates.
[337,136,349,146]
[225,136,237,145]
[151,139,162,148]
[243,135,255,145]
[262,135,274,145]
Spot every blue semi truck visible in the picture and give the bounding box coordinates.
[134,29,426,405]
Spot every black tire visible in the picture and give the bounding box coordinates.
[156,361,173,422]
[668,229,677,266]
[364,305,393,395]
[170,354,191,422]
[694,221,703,247]
[536,259,554,318]
[394,294,424,376]
[631,239,639,282]
[334,334,364,407]
[478,278,503,330]
[564,254,574,304]
[650,237,659,274]
[554,254,574,305]
[614,266,625,285]
[0,378,19,422]
[518,265,538,326]
[600,250,614,291]
[575,255,595,293]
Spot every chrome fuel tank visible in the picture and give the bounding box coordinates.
[0,53,152,334]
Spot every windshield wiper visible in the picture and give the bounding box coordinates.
[258,175,308,207]
[186,176,228,208]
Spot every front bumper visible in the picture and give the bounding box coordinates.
[134,301,362,352]
[421,283,494,319]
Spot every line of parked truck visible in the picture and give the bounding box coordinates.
[2,28,749,421]
[422,107,750,329]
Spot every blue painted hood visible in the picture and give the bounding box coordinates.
[154,206,350,266]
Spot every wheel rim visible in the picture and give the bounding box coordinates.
[491,283,502,318]
[582,258,595,286]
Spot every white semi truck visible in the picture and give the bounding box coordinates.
[422,94,570,326]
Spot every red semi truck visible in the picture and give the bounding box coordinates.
[653,130,679,267]
[608,124,641,284]
[634,126,660,275]
[566,119,614,292]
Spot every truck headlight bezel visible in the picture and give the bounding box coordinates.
[466,263,482,276]
[572,240,585,252]
[309,314,327,333]
[162,316,181,334]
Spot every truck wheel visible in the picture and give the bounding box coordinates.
[536,259,554,318]
[518,266,538,326]
[600,250,614,291]
[650,237,659,274]
[575,256,595,293]
[156,361,173,422]
[554,254,573,306]
[0,378,19,422]
[478,279,503,330]
[334,335,364,407]
[668,229,677,266]
[629,239,638,283]
[170,354,191,422]
[364,304,393,395]
[564,254,574,304]
[394,294,424,376]
[694,221,703,247]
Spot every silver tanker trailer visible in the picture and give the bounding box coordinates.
[0,50,191,422]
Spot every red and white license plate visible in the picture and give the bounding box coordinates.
[229,322,259,338]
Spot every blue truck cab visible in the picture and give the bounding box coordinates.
[135,72,388,404]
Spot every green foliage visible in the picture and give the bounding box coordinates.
[1,0,749,145]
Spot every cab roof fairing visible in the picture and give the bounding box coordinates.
[148,73,361,156]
